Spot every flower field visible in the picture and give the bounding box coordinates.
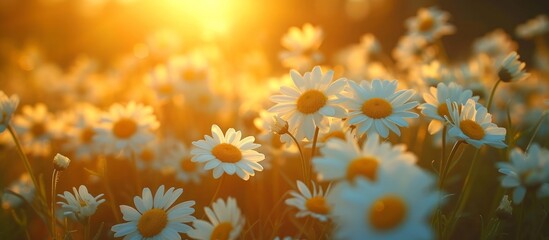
[1,0,549,239]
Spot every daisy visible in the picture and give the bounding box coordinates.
[134,140,162,170]
[0,91,19,133]
[163,141,205,184]
[497,144,549,204]
[279,23,324,72]
[1,173,35,209]
[473,29,517,59]
[146,65,182,101]
[311,117,350,147]
[253,111,297,160]
[111,185,195,239]
[285,180,331,222]
[447,99,507,149]
[330,165,439,240]
[57,185,106,222]
[419,82,479,135]
[313,132,416,183]
[13,103,58,156]
[496,51,529,83]
[405,6,455,42]
[516,15,549,39]
[269,66,347,141]
[94,102,159,157]
[191,124,265,180]
[188,197,245,240]
[62,103,101,160]
[340,79,419,138]
[392,35,436,70]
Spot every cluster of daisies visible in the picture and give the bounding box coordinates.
[1,4,549,240]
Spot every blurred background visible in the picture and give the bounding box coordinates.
[1,0,549,71]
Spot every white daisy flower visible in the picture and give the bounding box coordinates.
[57,185,105,222]
[473,29,517,59]
[188,197,245,240]
[447,99,507,149]
[497,51,529,83]
[392,35,436,70]
[62,103,101,160]
[405,6,455,42]
[111,185,195,239]
[419,82,479,135]
[0,91,19,133]
[163,141,205,184]
[191,124,265,180]
[269,66,347,141]
[285,180,331,222]
[1,174,35,209]
[134,139,163,170]
[516,15,549,39]
[330,165,439,240]
[340,79,419,138]
[13,103,58,156]
[313,133,416,183]
[497,144,549,204]
[146,65,182,101]
[311,117,350,148]
[94,102,159,157]
[279,23,324,72]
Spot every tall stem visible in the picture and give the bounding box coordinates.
[7,125,40,197]
[100,157,121,223]
[288,132,307,182]
[50,169,59,240]
[309,127,320,182]
[439,126,447,177]
[526,112,547,152]
[439,141,463,188]
[444,147,481,238]
[486,80,501,111]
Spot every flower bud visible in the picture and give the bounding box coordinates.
[53,153,71,171]
[270,115,289,135]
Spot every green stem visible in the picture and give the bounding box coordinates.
[486,80,501,112]
[84,217,90,240]
[439,141,464,189]
[309,127,320,182]
[444,147,481,238]
[51,169,59,240]
[100,157,121,223]
[288,132,307,182]
[7,125,41,199]
[440,126,447,177]
[526,112,547,152]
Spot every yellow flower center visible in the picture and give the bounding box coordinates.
[418,14,434,32]
[30,122,46,137]
[498,68,513,82]
[80,127,95,144]
[321,130,346,143]
[112,118,137,139]
[210,222,233,240]
[180,157,197,172]
[369,195,407,231]
[305,196,330,215]
[361,98,393,119]
[79,198,88,207]
[296,90,327,114]
[460,119,485,140]
[437,102,450,118]
[212,143,242,163]
[137,208,168,237]
[346,157,379,182]
[139,148,155,163]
